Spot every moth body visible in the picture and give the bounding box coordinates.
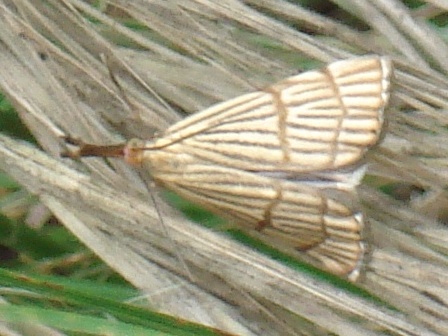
[71,56,392,280]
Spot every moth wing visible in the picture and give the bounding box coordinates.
[153,161,365,279]
[157,56,392,173]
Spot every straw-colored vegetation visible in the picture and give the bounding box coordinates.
[0,1,447,335]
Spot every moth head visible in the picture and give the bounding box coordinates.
[123,138,146,166]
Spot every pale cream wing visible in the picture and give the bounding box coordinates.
[262,182,364,280]
[153,56,391,173]
[147,156,364,279]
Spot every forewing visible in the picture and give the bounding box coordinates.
[155,56,391,173]
[149,158,365,279]
[274,56,391,170]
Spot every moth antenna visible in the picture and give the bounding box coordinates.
[101,53,176,117]
[101,53,137,114]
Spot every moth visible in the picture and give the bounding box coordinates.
[65,56,392,281]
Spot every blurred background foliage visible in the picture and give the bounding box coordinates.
[1,0,448,335]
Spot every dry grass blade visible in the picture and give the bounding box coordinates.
[0,0,447,335]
